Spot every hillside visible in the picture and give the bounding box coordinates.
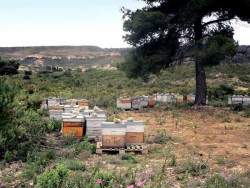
[0,46,129,69]
[0,62,250,187]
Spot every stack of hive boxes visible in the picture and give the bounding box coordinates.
[44,98,89,120]
[84,107,107,141]
[101,120,145,148]
[61,106,107,139]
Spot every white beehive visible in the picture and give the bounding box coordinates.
[125,121,145,145]
[101,122,126,148]
[117,98,132,110]
[85,115,107,140]
[49,110,64,120]
[64,105,80,113]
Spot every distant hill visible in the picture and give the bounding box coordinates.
[0,46,129,70]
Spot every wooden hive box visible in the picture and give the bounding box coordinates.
[77,99,89,107]
[49,110,64,120]
[140,97,149,108]
[90,110,107,116]
[148,96,156,107]
[125,121,144,145]
[64,105,80,113]
[132,100,141,109]
[85,115,106,140]
[48,105,64,111]
[175,95,184,103]
[117,98,132,110]
[187,95,196,102]
[62,115,85,137]
[61,99,77,106]
[101,122,126,148]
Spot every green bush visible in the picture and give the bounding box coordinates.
[120,153,137,163]
[36,164,69,188]
[65,160,86,171]
[180,158,209,176]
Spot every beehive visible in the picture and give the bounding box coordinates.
[47,98,65,106]
[49,110,64,120]
[175,95,184,103]
[228,96,250,106]
[90,109,107,116]
[132,100,141,109]
[125,121,144,145]
[140,97,149,108]
[148,96,156,107]
[186,95,195,102]
[48,105,64,111]
[101,122,126,148]
[64,105,80,113]
[77,99,89,108]
[85,115,106,140]
[62,115,85,137]
[61,99,77,106]
[117,98,132,110]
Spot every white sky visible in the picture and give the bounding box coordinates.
[0,0,249,48]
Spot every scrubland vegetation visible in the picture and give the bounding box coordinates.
[0,62,250,187]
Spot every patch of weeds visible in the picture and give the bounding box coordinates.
[120,153,137,163]
[62,134,79,146]
[235,117,243,122]
[201,112,207,122]
[101,155,123,165]
[177,157,209,176]
[168,154,177,167]
[217,157,226,165]
[206,173,227,187]
[215,111,226,119]
[36,164,69,188]
[156,116,166,125]
[22,149,56,180]
[226,160,236,168]
[193,123,199,135]
[205,173,245,188]
[147,131,173,144]
[64,160,86,171]
[242,108,250,118]
[223,116,232,123]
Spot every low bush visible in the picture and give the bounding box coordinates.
[36,164,69,188]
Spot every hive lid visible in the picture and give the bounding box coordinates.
[101,122,126,128]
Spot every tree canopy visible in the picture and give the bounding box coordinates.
[121,0,250,105]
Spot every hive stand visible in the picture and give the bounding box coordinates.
[96,142,148,155]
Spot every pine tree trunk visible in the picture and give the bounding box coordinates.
[195,61,207,105]
[194,16,207,106]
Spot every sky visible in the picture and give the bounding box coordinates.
[0,0,249,48]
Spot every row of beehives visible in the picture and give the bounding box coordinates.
[62,113,145,147]
[155,94,210,104]
[49,105,106,120]
[117,96,156,110]
[228,95,250,106]
[42,98,89,110]
[117,94,209,109]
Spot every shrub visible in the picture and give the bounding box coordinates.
[36,164,69,188]
[65,160,86,171]
[179,158,209,176]
[120,153,137,163]
[0,66,18,75]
